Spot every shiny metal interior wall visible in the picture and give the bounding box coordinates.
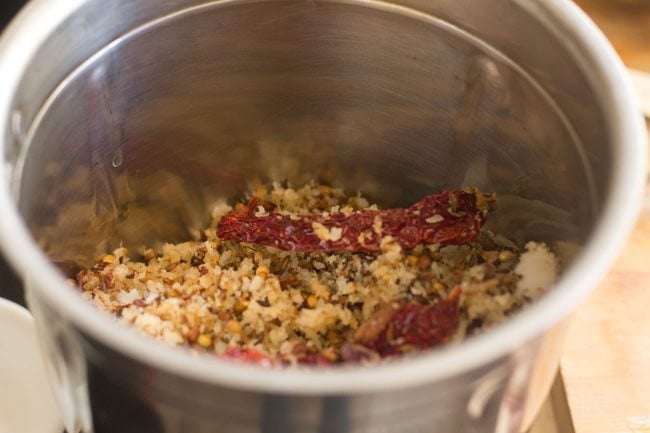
[12,0,606,268]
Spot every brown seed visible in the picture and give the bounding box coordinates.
[199,230,208,242]
[187,327,200,342]
[168,288,181,297]
[280,274,299,288]
[102,274,115,290]
[352,301,402,345]
[256,299,271,307]
[191,247,207,267]
[417,255,432,270]
[307,295,318,308]
[278,256,291,274]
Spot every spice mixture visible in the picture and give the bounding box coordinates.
[74,181,558,366]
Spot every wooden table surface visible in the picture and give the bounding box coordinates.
[574,0,650,72]
[561,2,650,432]
[561,119,650,433]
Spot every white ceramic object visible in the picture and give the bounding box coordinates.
[629,68,650,118]
[0,297,62,433]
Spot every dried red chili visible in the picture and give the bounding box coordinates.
[221,348,274,367]
[102,273,115,290]
[222,348,333,367]
[217,189,493,253]
[342,287,461,360]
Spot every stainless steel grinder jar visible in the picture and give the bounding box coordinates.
[0,1,645,433]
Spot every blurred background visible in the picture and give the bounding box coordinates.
[574,0,650,72]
